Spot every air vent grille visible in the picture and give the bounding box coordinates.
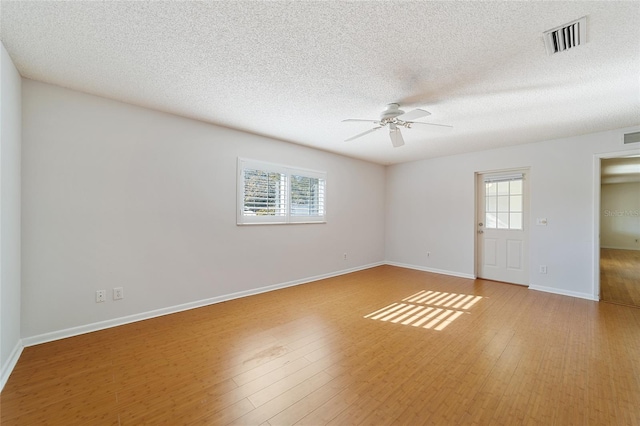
[543,17,587,55]
[623,131,640,144]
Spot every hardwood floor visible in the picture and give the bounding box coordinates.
[600,248,640,307]
[2,265,640,425]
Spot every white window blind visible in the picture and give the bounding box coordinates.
[237,158,326,224]
[242,168,287,217]
[290,174,325,218]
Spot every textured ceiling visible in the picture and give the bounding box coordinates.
[1,1,639,165]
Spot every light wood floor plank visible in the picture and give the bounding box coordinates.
[600,248,640,307]
[2,265,640,425]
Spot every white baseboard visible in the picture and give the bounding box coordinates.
[386,261,599,302]
[1,340,23,392]
[21,262,385,348]
[384,261,476,280]
[528,285,598,301]
[600,245,640,251]
[7,262,603,388]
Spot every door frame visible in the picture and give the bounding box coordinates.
[592,148,640,301]
[475,167,531,284]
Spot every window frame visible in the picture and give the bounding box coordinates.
[483,173,524,231]
[237,158,326,225]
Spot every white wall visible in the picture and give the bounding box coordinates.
[0,43,22,388]
[601,182,640,250]
[14,74,640,361]
[21,80,385,340]
[386,128,640,300]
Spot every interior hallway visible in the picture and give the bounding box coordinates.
[600,248,640,308]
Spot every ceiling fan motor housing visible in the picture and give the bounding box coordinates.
[381,103,404,120]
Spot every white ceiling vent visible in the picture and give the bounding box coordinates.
[623,131,640,144]
[543,17,587,55]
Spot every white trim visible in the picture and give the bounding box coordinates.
[22,262,384,347]
[528,285,598,301]
[483,173,524,183]
[601,245,640,251]
[593,154,602,301]
[387,261,600,302]
[238,157,326,177]
[1,340,24,391]
[237,157,327,225]
[384,261,476,280]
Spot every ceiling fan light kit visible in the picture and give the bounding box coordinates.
[343,103,452,147]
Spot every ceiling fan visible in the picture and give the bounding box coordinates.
[343,103,452,147]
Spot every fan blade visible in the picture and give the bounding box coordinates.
[397,108,430,121]
[390,128,405,147]
[342,119,379,123]
[345,126,382,142]
[409,122,453,129]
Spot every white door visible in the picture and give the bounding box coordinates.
[476,170,529,285]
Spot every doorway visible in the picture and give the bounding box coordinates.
[476,169,530,285]
[599,155,640,307]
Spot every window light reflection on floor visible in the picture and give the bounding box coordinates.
[364,290,482,331]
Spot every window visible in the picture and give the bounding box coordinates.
[484,174,523,230]
[237,158,326,224]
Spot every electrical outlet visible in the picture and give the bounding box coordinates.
[96,290,106,303]
[343,253,347,260]
[113,287,124,300]
[539,265,547,274]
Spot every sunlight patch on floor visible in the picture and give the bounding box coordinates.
[364,290,482,331]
